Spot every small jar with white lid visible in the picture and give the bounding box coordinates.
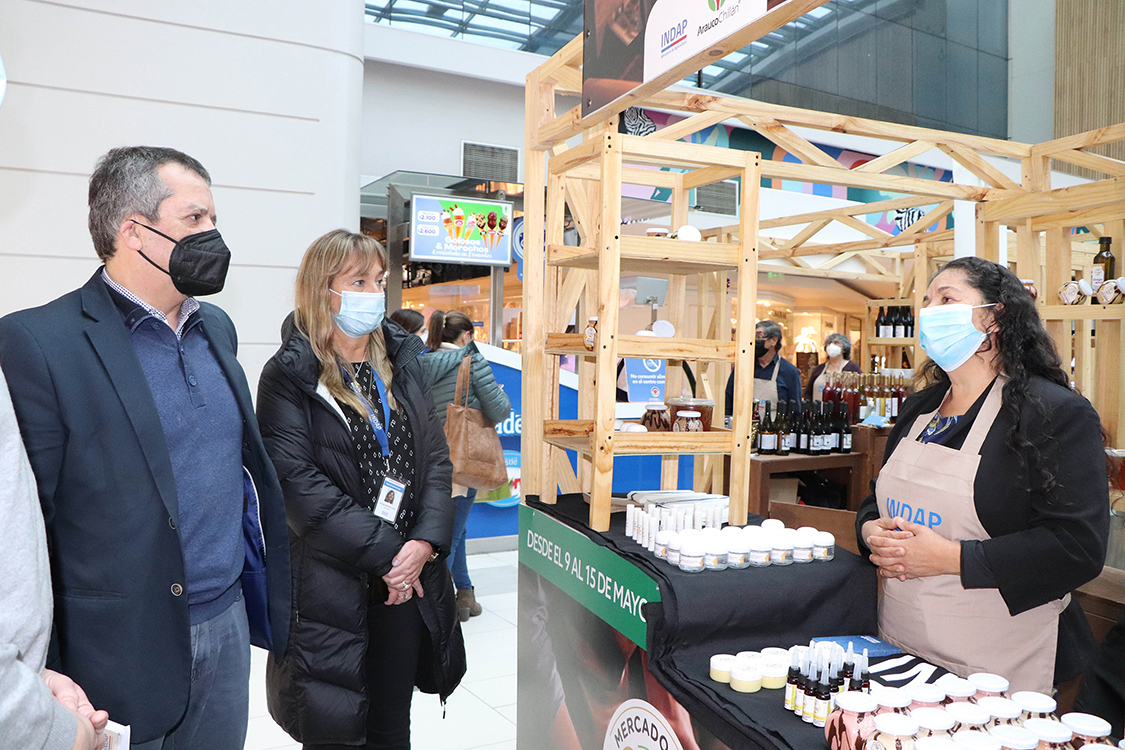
[912,707,956,739]
[813,531,836,561]
[736,650,761,664]
[673,410,703,432]
[1011,692,1057,723]
[976,697,1021,729]
[759,647,789,660]
[678,536,705,573]
[793,532,815,563]
[727,533,751,569]
[710,653,737,683]
[770,537,794,566]
[760,659,788,690]
[1059,713,1112,748]
[951,730,1002,750]
[654,529,672,559]
[748,537,772,567]
[968,673,1010,700]
[870,713,920,750]
[825,690,879,750]
[875,687,914,716]
[703,536,729,571]
[730,663,763,693]
[760,518,785,532]
[666,532,681,566]
[987,724,1039,750]
[1022,718,1073,750]
[946,702,990,734]
[908,683,948,711]
[917,739,962,750]
[941,677,979,704]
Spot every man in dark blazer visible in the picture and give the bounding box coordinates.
[0,147,290,750]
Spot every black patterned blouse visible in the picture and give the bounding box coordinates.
[337,361,418,535]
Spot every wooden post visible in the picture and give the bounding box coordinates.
[522,72,553,501]
[1044,227,1072,369]
[590,131,624,532]
[975,203,1000,262]
[1095,218,1125,447]
[728,153,761,525]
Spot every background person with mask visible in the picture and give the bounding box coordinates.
[257,230,463,749]
[388,308,428,352]
[805,332,863,402]
[0,146,290,750]
[724,320,803,417]
[856,257,1107,692]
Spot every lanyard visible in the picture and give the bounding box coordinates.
[341,363,391,458]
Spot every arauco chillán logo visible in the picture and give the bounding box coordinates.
[708,0,727,10]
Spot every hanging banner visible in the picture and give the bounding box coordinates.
[582,0,829,119]
[409,195,513,266]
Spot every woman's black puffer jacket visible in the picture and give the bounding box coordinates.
[256,314,465,745]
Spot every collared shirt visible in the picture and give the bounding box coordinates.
[101,269,200,339]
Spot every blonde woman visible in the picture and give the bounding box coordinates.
[257,230,463,749]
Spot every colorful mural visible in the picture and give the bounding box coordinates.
[621,108,955,234]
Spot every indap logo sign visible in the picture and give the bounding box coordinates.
[708,0,728,11]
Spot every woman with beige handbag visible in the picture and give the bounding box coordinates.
[422,311,511,622]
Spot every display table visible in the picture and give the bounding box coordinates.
[518,494,878,750]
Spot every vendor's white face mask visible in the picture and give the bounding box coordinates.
[918,303,996,371]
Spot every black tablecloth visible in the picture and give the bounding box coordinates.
[526,495,879,750]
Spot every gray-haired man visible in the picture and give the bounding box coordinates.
[0,146,291,750]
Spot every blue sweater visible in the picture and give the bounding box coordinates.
[108,287,244,624]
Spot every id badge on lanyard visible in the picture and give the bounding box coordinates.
[342,364,404,520]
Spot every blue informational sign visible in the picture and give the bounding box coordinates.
[410,195,513,266]
[624,357,666,402]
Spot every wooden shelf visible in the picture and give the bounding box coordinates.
[547,236,740,275]
[1039,304,1125,321]
[543,420,736,456]
[545,333,735,361]
[868,337,915,345]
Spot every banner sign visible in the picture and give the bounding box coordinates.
[624,357,666,402]
[520,504,660,648]
[409,195,513,266]
[582,0,828,118]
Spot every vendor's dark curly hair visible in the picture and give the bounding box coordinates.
[918,257,1070,494]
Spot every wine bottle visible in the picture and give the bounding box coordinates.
[904,305,915,338]
[875,306,887,338]
[776,400,790,456]
[839,404,852,453]
[751,399,760,454]
[798,402,811,454]
[893,304,906,339]
[787,400,799,454]
[1093,237,1116,289]
[759,401,777,455]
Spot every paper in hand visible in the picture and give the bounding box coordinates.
[97,720,130,750]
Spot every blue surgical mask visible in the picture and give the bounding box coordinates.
[918,303,996,371]
[331,289,385,338]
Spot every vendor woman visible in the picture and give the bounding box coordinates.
[805,332,862,402]
[856,257,1108,693]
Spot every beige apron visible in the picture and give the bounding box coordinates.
[812,368,829,402]
[875,378,1065,693]
[753,356,781,404]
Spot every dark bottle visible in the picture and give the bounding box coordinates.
[1093,236,1116,289]
[776,400,790,456]
[787,400,799,454]
[798,402,811,454]
[814,667,832,728]
[893,304,906,338]
[904,304,915,338]
[875,306,887,338]
[839,404,852,453]
[751,399,760,454]
[802,663,818,723]
[759,401,777,455]
[814,404,828,456]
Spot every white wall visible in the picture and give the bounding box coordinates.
[0,0,365,392]
[360,59,528,183]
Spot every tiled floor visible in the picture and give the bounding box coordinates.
[245,550,519,750]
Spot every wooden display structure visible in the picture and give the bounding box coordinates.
[524,34,1125,531]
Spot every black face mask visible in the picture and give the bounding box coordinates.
[755,340,769,358]
[130,220,231,297]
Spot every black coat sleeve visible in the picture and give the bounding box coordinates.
[255,361,404,577]
[978,392,1109,615]
[399,358,454,557]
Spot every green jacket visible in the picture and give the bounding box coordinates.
[421,342,511,426]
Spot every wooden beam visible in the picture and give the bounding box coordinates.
[1031,122,1125,156]
[897,201,954,240]
[538,34,583,87]
[936,142,1023,191]
[537,104,583,152]
[852,141,936,174]
[738,116,843,168]
[778,219,832,254]
[650,111,730,142]
[835,214,894,241]
[550,65,582,95]
[758,228,955,259]
[762,158,1007,201]
[553,269,587,331]
[1030,201,1125,231]
[979,177,1125,222]
[1047,150,1125,178]
[758,195,941,229]
[641,89,1032,159]
[682,165,744,190]
[548,136,601,174]
[756,263,894,283]
[619,134,748,169]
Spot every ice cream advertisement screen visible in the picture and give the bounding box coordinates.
[409,195,514,267]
